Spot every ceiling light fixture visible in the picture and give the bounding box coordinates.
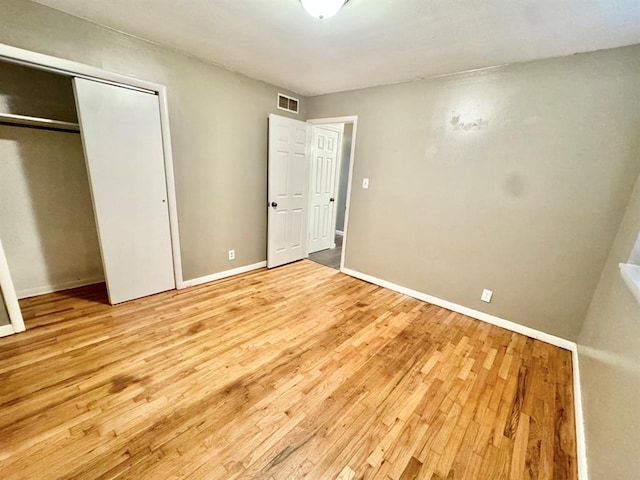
[300,0,349,20]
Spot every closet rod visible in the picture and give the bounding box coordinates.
[0,112,80,133]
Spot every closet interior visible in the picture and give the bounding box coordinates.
[0,59,177,336]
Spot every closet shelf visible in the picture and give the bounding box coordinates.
[0,112,80,132]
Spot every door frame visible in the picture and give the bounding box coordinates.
[0,238,25,337]
[306,123,344,254]
[307,116,358,272]
[0,43,184,289]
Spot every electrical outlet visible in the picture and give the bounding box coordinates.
[228,249,235,261]
[481,289,493,303]
[362,178,369,189]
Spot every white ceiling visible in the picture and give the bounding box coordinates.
[33,0,640,96]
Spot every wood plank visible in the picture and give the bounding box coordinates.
[0,260,578,479]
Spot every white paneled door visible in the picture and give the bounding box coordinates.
[267,114,310,268]
[308,125,341,254]
[74,78,175,304]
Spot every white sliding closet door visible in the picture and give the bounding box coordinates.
[73,78,175,304]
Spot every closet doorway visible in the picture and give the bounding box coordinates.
[0,61,107,309]
[0,50,180,336]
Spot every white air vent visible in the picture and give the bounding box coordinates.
[277,93,299,114]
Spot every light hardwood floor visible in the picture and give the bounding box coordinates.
[0,260,577,479]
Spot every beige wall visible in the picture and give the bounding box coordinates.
[578,172,640,479]
[308,45,640,340]
[0,0,305,281]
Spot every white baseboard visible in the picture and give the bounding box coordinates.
[341,267,574,350]
[341,266,588,479]
[572,347,589,480]
[182,261,267,288]
[17,276,105,299]
[0,324,15,338]
[335,230,344,237]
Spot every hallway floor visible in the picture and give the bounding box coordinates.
[308,234,343,270]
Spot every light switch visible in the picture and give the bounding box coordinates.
[362,178,369,189]
[481,289,493,303]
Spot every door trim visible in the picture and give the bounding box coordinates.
[307,116,358,272]
[0,238,25,336]
[0,43,184,289]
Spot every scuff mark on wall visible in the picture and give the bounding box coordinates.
[503,172,527,198]
[424,145,439,160]
[450,114,489,130]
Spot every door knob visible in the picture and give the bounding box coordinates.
[271,201,278,208]
[329,197,335,202]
